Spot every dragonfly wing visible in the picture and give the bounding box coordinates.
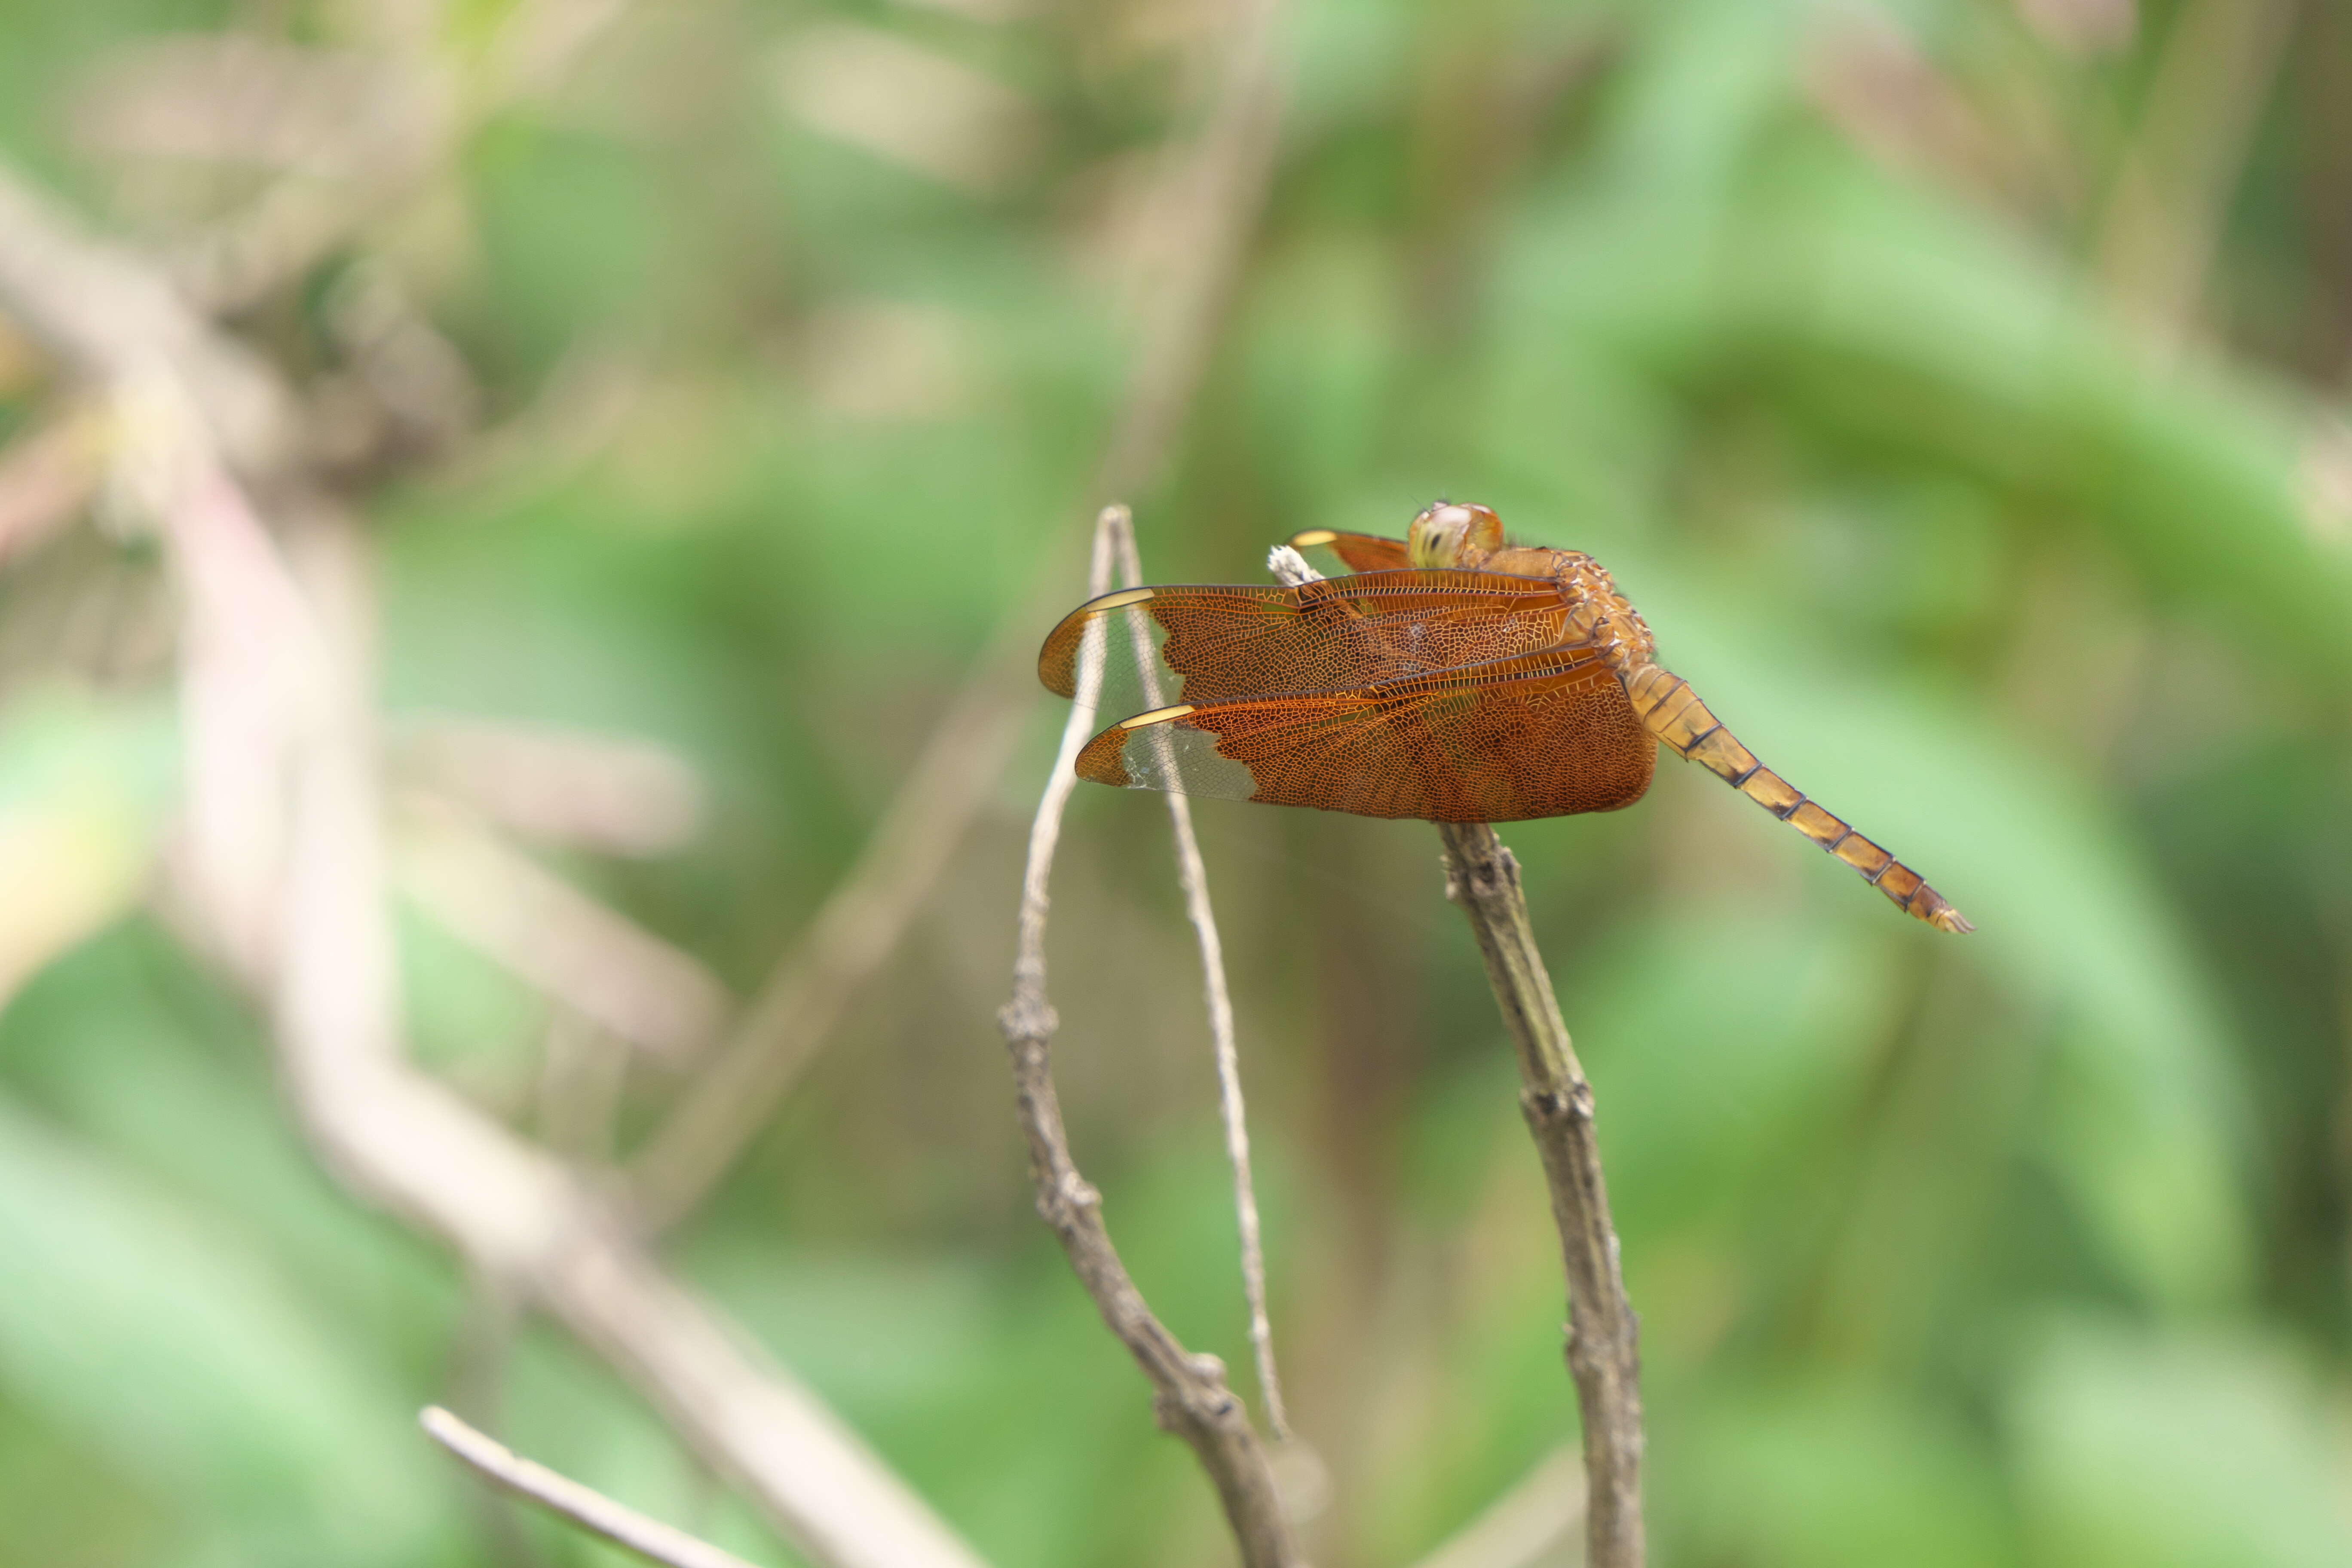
[1076,646,1655,822]
[1037,570,1580,726]
[1287,528,1410,574]
[1623,663,1972,933]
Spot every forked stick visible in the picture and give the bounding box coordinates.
[1107,513,1288,1437]
[999,506,1302,1568]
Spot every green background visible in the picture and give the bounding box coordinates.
[1,0,2349,1564]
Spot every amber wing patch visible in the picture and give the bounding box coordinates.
[1037,569,1583,732]
[1079,647,1656,822]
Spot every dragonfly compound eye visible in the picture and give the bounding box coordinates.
[1408,502,1504,567]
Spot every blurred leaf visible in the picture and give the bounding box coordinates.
[1,925,459,1371]
[1499,56,2352,683]
[0,1394,171,1568]
[2009,1316,2352,1568]
[1671,1381,2018,1568]
[0,1095,459,1565]
[0,687,172,1009]
[1571,910,1895,1248]
[469,119,663,371]
[1623,564,2254,1307]
[1706,161,2352,683]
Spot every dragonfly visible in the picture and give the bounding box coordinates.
[1038,502,1971,933]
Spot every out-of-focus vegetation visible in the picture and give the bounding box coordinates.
[2,0,2351,1564]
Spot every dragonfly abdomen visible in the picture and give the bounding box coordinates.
[1622,665,1972,933]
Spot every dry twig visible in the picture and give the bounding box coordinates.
[1109,517,1286,1436]
[626,0,1292,1231]
[1437,824,1644,1568]
[998,506,1302,1568]
[422,1405,765,1568]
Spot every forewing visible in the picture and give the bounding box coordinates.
[1075,646,1657,822]
[1037,570,1577,724]
[1287,529,1410,574]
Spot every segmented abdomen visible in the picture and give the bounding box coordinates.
[1621,665,1972,933]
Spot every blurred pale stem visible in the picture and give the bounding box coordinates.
[0,158,986,1568]
[624,643,1028,1228]
[536,1014,632,1163]
[394,804,728,1066]
[421,1406,764,1568]
[998,505,1303,1568]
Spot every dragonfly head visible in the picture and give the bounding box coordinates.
[1407,502,1504,567]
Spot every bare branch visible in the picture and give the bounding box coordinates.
[423,1405,766,1568]
[392,802,730,1066]
[1109,513,1287,1437]
[389,714,705,858]
[288,516,994,1568]
[998,507,1302,1568]
[626,0,1293,1232]
[0,159,987,1568]
[1436,823,1644,1568]
[0,175,293,485]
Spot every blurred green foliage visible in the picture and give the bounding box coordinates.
[3,0,2352,1564]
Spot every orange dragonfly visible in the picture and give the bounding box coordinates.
[1038,502,1970,933]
